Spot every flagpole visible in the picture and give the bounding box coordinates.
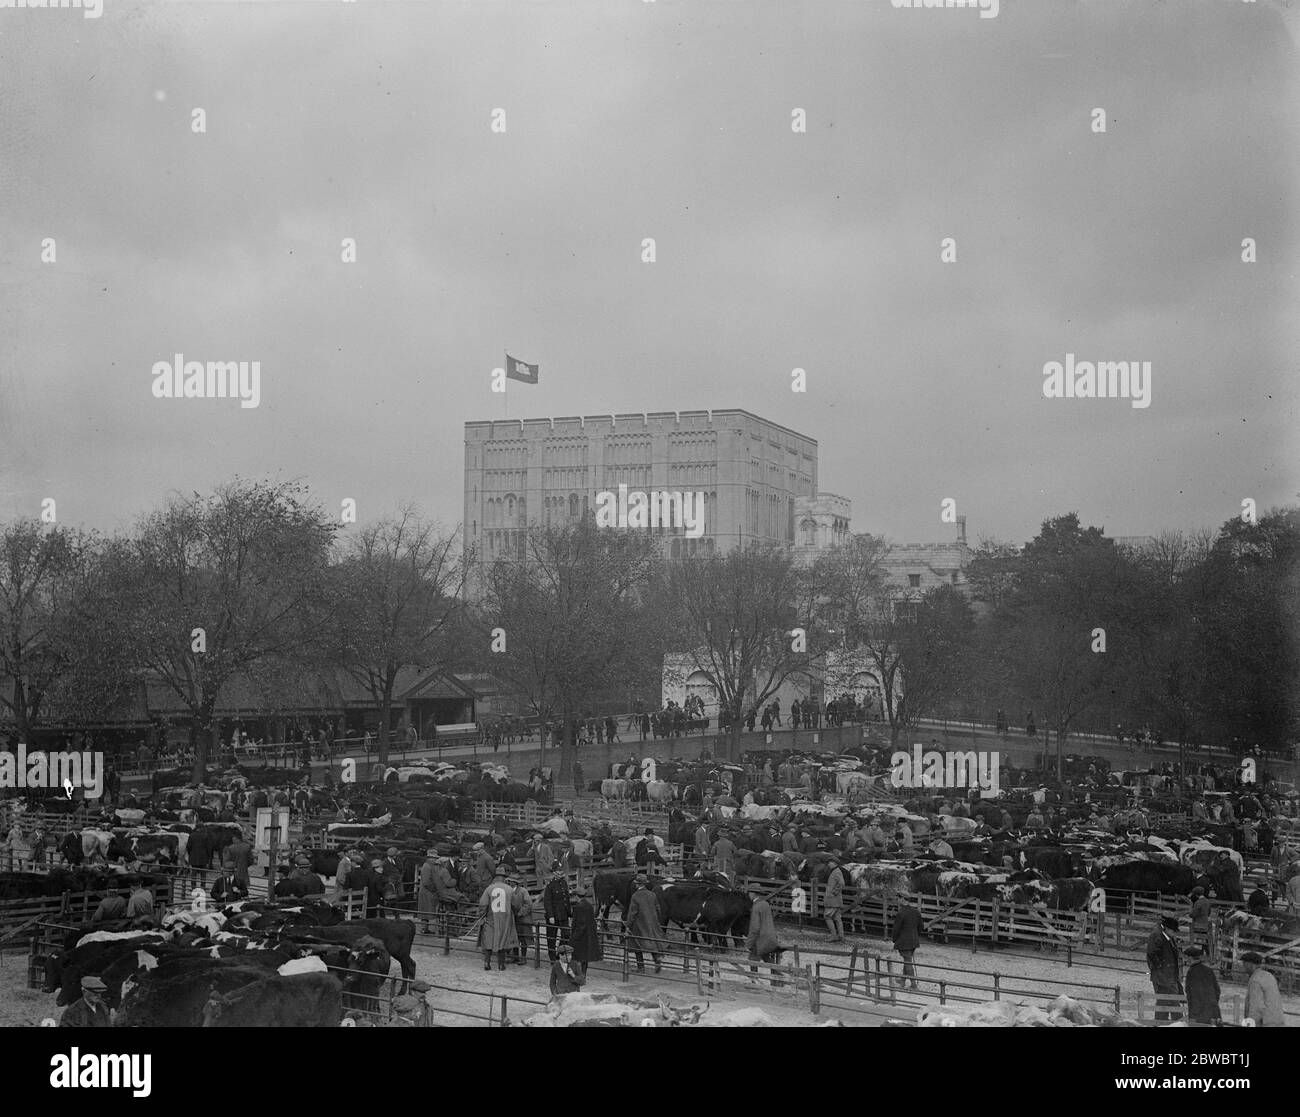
[504,350,509,420]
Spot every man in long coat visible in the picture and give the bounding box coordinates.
[891,899,922,989]
[568,885,603,977]
[226,833,254,891]
[418,852,460,934]
[1183,944,1221,1025]
[542,869,572,961]
[746,887,784,986]
[472,842,496,891]
[624,875,666,974]
[530,833,555,880]
[511,874,535,964]
[1145,915,1183,1021]
[694,822,711,867]
[478,867,520,971]
[711,830,737,878]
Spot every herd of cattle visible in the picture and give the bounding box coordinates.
[40,899,417,1027]
[10,745,1299,1028]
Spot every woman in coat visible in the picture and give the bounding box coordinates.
[478,868,520,971]
[568,886,603,976]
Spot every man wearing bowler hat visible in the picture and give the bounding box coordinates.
[1183,944,1221,1025]
[1146,914,1183,1021]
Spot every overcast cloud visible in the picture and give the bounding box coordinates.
[1,0,1296,545]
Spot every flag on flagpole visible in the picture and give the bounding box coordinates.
[505,354,539,384]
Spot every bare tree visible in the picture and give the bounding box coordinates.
[662,544,817,761]
[478,519,660,781]
[116,480,335,782]
[327,511,468,767]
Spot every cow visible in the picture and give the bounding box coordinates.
[657,882,751,950]
[1094,859,1196,897]
[646,780,676,804]
[1020,846,1083,879]
[80,829,114,862]
[1051,877,1093,912]
[308,850,343,879]
[593,869,643,930]
[96,943,249,1008]
[281,917,416,982]
[340,935,392,1011]
[118,961,287,1027]
[45,935,167,1005]
[275,873,327,899]
[201,972,343,1027]
[600,779,630,801]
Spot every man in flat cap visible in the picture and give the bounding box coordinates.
[59,975,111,1028]
[1146,914,1183,1021]
[472,842,496,892]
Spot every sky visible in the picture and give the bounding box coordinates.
[1,0,1297,548]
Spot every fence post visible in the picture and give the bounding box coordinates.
[810,964,820,1015]
[1113,984,1121,1013]
[939,980,946,1005]
[993,973,1000,1001]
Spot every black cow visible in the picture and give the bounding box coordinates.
[658,883,751,949]
[117,961,281,1027]
[274,873,326,899]
[201,972,343,1027]
[281,917,416,982]
[1021,847,1082,878]
[186,824,238,870]
[1051,877,1093,911]
[245,899,346,932]
[1095,860,1196,896]
[593,869,643,930]
[96,943,246,1008]
[341,935,392,1011]
[309,850,342,878]
[46,934,167,1005]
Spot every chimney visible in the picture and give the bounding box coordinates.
[956,515,967,546]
